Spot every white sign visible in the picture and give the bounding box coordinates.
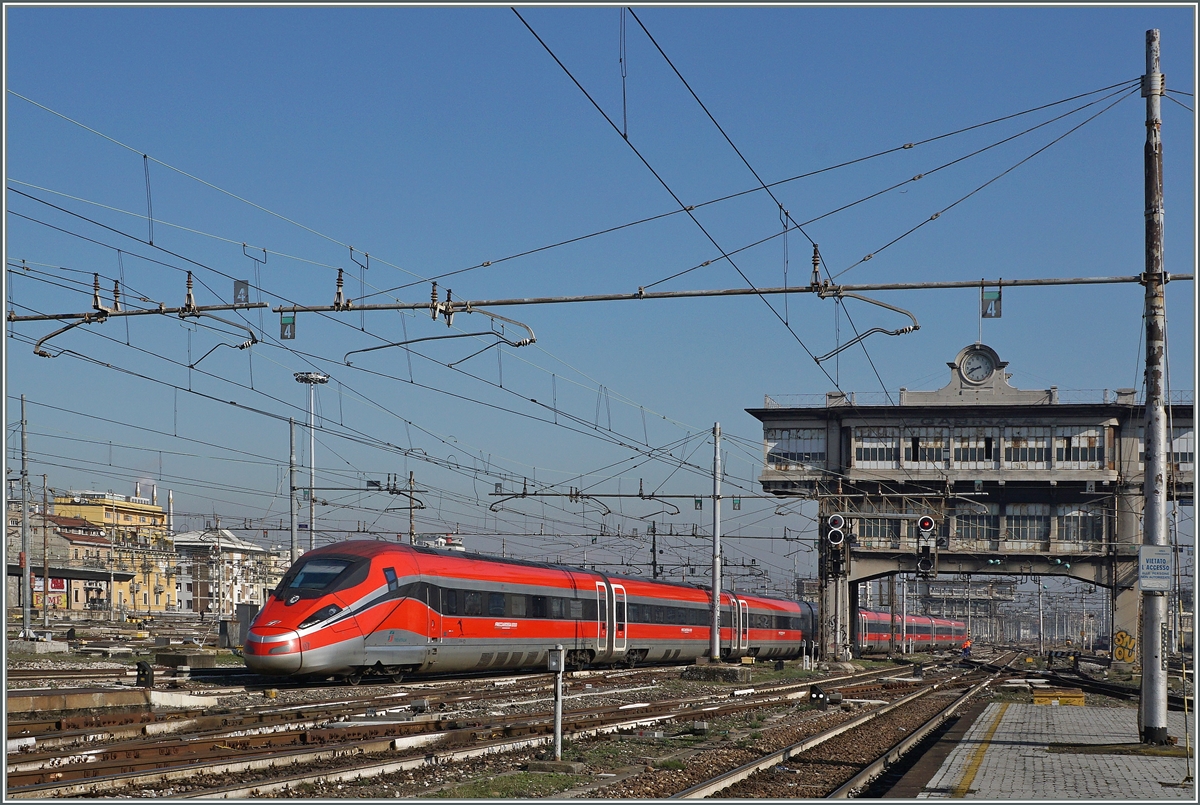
[1139,545,1173,591]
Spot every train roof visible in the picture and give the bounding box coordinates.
[306,539,801,608]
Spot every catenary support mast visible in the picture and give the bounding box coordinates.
[1139,27,1169,746]
[710,423,722,662]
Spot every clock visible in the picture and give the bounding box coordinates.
[961,350,996,383]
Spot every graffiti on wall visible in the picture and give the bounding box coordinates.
[1113,629,1137,663]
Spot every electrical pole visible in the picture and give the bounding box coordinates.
[710,423,722,662]
[409,472,416,544]
[966,575,972,639]
[1036,585,1046,662]
[294,372,328,552]
[109,500,116,621]
[887,573,896,658]
[289,418,298,564]
[20,395,31,638]
[1140,27,1169,746]
[651,521,658,579]
[42,475,49,629]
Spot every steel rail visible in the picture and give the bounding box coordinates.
[669,676,965,799]
[827,661,1014,797]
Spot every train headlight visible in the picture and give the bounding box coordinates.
[299,604,342,628]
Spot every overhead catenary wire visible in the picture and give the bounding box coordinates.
[513,7,838,383]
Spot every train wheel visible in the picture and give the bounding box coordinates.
[389,672,404,684]
[345,671,363,686]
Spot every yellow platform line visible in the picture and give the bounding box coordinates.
[952,701,1009,797]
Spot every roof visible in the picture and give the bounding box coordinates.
[46,514,105,533]
[172,528,268,555]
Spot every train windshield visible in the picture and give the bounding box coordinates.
[275,555,369,599]
[291,559,353,590]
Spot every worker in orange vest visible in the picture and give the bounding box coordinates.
[961,637,972,659]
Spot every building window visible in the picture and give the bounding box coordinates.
[105,512,112,519]
[1008,515,1051,541]
[766,427,828,469]
[139,516,147,523]
[957,515,1000,541]
[902,428,948,466]
[853,427,899,468]
[155,593,161,606]
[1058,514,1103,543]
[75,589,80,603]
[1056,428,1105,467]
[953,428,998,467]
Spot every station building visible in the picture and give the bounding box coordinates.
[749,343,1194,662]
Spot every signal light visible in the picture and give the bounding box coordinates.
[827,513,845,546]
[916,546,936,577]
[917,515,936,535]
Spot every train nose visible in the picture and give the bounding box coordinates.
[243,627,302,675]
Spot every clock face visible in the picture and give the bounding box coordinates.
[962,351,995,383]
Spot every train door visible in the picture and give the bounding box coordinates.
[595,581,609,655]
[739,599,750,651]
[724,594,740,656]
[613,584,627,653]
[425,583,441,666]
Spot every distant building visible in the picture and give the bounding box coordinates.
[173,529,278,617]
[417,535,465,551]
[5,509,135,614]
[53,488,177,614]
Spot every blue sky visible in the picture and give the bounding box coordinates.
[4,5,1196,591]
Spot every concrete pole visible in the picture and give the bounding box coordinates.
[887,574,896,658]
[710,423,722,662]
[409,472,416,544]
[553,644,564,760]
[967,576,972,638]
[289,418,298,563]
[42,475,49,629]
[20,395,31,638]
[1140,27,1169,745]
[1038,584,1044,656]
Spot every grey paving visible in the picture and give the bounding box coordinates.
[919,703,1195,800]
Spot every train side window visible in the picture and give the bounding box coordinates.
[464,591,482,616]
[443,589,458,615]
[568,599,583,619]
[616,601,626,629]
[510,595,527,618]
[549,597,563,618]
[531,596,546,618]
[488,592,506,616]
[383,567,398,592]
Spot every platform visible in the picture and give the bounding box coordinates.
[912,702,1194,799]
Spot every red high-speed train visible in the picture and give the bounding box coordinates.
[244,540,817,682]
[856,609,968,652]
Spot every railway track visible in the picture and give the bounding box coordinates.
[5,660,939,798]
[654,651,1018,799]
